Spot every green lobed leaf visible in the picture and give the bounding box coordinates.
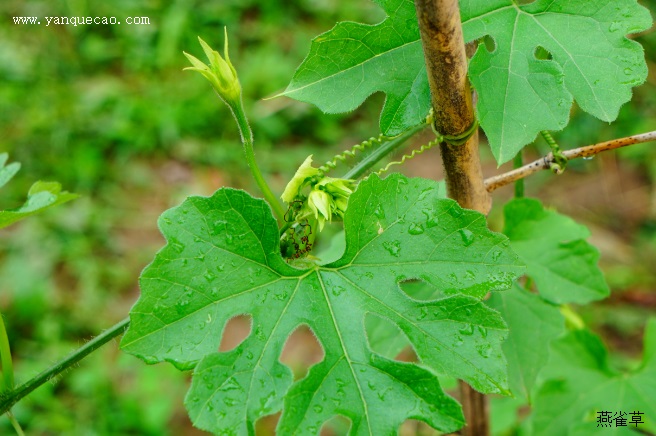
[121,173,524,435]
[486,283,565,400]
[503,198,609,305]
[0,155,78,229]
[284,0,651,163]
[280,0,429,137]
[531,320,656,435]
[462,0,652,163]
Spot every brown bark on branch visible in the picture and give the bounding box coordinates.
[413,0,490,434]
[484,130,656,192]
[415,0,490,213]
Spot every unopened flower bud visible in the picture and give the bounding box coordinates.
[183,28,242,109]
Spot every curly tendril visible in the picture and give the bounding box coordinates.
[317,134,385,175]
[374,137,441,176]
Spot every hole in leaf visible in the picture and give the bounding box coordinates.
[534,45,553,60]
[365,313,417,362]
[255,411,281,434]
[399,278,444,301]
[399,419,440,435]
[218,314,252,352]
[482,35,496,53]
[320,415,352,435]
[280,324,325,381]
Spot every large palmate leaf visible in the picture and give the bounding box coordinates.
[122,174,524,434]
[0,153,78,229]
[281,0,428,137]
[462,0,651,162]
[487,283,564,400]
[531,320,656,435]
[503,198,609,305]
[284,0,650,163]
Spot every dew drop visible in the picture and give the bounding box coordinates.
[313,404,323,413]
[478,326,488,338]
[169,237,185,253]
[476,343,492,358]
[332,286,346,296]
[449,207,463,218]
[175,299,190,313]
[609,21,622,32]
[583,155,595,161]
[223,377,242,391]
[382,240,401,257]
[204,271,217,282]
[274,291,288,301]
[416,307,428,321]
[373,204,385,219]
[408,223,425,235]
[459,323,475,336]
[491,250,502,261]
[454,336,464,347]
[459,229,475,246]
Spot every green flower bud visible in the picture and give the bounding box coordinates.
[280,155,320,203]
[307,188,332,231]
[183,28,242,109]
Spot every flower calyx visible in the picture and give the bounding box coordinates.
[281,155,356,231]
[183,28,242,110]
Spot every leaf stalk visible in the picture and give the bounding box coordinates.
[0,317,129,415]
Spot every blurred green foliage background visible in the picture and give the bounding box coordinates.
[0,0,655,434]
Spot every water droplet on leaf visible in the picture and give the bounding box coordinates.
[459,229,475,246]
[459,323,475,336]
[383,240,401,257]
[408,223,424,235]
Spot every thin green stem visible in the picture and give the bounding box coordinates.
[342,125,426,180]
[0,314,14,392]
[6,411,24,436]
[513,152,524,198]
[0,317,129,415]
[231,103,285,224]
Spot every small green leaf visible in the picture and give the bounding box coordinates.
[531,320,656,435]
[122,174,524,434]
[0,153,21,189]
[487,283,565,400]
[280,0,429,137]
[0,156,78,229]
[503,198,609,304]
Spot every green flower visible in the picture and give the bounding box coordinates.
[280,155,320,203]
[183,28,241,109]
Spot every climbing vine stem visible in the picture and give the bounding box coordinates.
[0,317,130,415]
[232,104,285,224]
